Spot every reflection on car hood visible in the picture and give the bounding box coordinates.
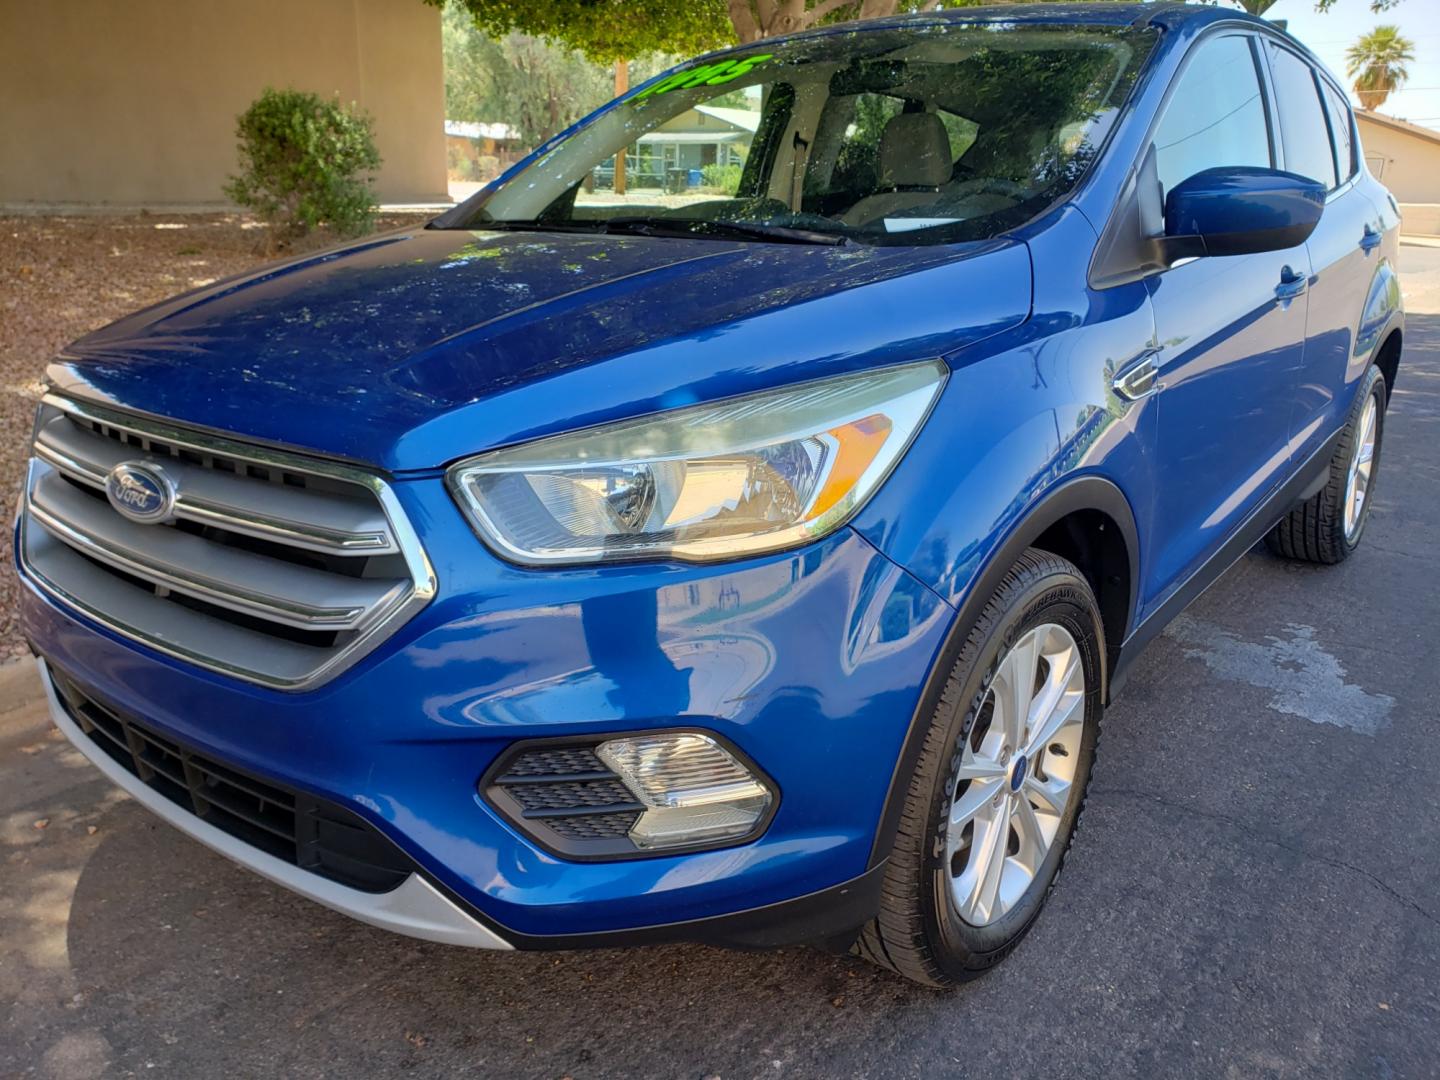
[50,226,1032,470]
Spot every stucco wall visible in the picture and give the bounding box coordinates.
[0,0,448,210]
[1356,114,1440,206]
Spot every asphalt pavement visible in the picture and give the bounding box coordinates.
[3,249,1439,1080]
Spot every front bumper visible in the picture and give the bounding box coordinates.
[39,657,510,947]
[19,477,953,945]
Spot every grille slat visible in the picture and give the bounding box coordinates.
[506,778,640,813]
[189,759,295,813]
[51,668,415,893]
[486,745,647,856]
[134,742,190,789]
[20,396,435,690]
[495,769,617,785]
[35,409,396,554]
[29,467,399,630]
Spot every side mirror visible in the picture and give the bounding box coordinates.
[1162,166,1326,260]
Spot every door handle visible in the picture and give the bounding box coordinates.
[1360,225,1382,253]
[1275,266,1308,303]
[1112,352,1163,401]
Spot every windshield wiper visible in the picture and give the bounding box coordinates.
[442,219,606,235]
[601,217,848,246]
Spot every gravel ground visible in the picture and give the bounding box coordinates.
[0,212,434,662]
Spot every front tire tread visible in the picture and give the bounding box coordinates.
[853,548,1098,988]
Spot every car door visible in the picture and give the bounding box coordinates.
[1139,32,1312,620]
[1265,41,1386,465]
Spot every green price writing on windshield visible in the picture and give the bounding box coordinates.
[632,54,774,100]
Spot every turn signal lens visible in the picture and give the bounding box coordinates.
[597,733,772,850]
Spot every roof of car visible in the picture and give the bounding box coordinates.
[718,4,1311,70]
[853,3,1271,32]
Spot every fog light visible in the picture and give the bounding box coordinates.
[596,733,772,850]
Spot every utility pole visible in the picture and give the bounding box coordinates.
[614,59,629,196]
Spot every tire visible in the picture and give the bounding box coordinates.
[854,548,1104,988]
[1265,364,1387,564]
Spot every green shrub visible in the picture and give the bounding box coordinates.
[447,141,482,181]
[700,162,742,195]
[224,88,381,244]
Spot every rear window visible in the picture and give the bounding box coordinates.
[1320,80,1357,184]
[1267,43,1339,190]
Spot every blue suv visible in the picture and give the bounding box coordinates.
[17,4,1402,986]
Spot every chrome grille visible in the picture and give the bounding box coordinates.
[19,394,435,690]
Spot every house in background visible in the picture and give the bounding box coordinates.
[639,105,760,173]
[445,120,522,184]
[591,104,760,192]
[1355,110,1440,235]
[0,0,448,211]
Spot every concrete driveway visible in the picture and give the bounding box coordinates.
[4,249,1440,1079]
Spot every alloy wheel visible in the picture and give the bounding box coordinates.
[1344,393,1378,541]
[945,623,1086,927]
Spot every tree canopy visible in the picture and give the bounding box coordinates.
[1346,24,1416,110]
[442,6,679,144]
[432,0,1407,63]
[431,0,1045,60]
[442,5,613,142]
[429,0,732,63]
[1316,0,1402,12]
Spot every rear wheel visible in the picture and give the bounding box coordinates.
[854,549,1103,987]
[1266,364,1386,564]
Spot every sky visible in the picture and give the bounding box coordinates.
[1264,0,1440,130]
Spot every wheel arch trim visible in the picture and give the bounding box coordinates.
[1356,258,1401,375]
[1364,309,1403,401]
[866,473,1139,871]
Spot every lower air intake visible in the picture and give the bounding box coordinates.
[49,666,417,893]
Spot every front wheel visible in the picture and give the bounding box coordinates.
[854,549,1104,987]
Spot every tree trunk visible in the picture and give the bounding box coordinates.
[614,59,628,196]
[726,0,900,42]
[728,0,763,42]
[1357,87,1388,110]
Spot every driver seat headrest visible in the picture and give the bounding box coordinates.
[878,112,952,190]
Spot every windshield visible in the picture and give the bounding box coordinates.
[440,21,1156,246]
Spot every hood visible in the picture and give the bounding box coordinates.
[51,227,1032,471]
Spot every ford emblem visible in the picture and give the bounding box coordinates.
[104,462,176,524]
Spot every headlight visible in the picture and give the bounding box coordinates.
[448,360,946,565]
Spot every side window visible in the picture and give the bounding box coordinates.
[1152,36,1271,201]
[1321,81,1357,184]
[1266,43,1339,190]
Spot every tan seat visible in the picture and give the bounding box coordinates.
[841,112,952,228]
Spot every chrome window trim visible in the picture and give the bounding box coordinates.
[20,394,438,692]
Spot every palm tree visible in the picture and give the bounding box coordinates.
[1346,26,1416,111]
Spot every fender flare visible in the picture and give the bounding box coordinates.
[867,474,1139,870]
